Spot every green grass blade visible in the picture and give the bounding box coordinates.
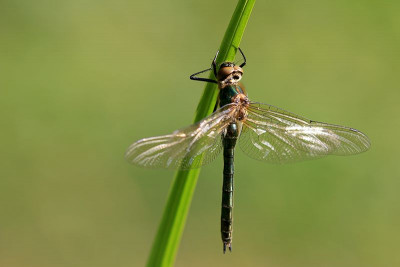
[146,1,256,266]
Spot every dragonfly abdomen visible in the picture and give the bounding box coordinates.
[221,123,239,253]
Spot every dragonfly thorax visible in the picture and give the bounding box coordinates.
[217,62,243,89]
[232,93,249,121]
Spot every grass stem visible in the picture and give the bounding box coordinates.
[146,1,256,266]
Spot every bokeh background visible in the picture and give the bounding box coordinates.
[1,0,399,266]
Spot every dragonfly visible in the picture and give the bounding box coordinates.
[125,48,370,253]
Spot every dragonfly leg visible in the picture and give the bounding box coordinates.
[238,47,247,68]
[189,68,218,84]
[212,50,219,78]
[189,50,220,84]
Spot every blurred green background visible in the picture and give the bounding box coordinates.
[1,0,399,266]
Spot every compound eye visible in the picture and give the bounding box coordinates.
[217,66,234,80]
[233,65,243,73]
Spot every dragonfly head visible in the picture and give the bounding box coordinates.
[217,62,243,87]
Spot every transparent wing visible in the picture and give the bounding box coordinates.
[240,102,371,164]
[125,104,237,169]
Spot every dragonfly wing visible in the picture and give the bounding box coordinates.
[239,102,371,164]
[125,104,237,169]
